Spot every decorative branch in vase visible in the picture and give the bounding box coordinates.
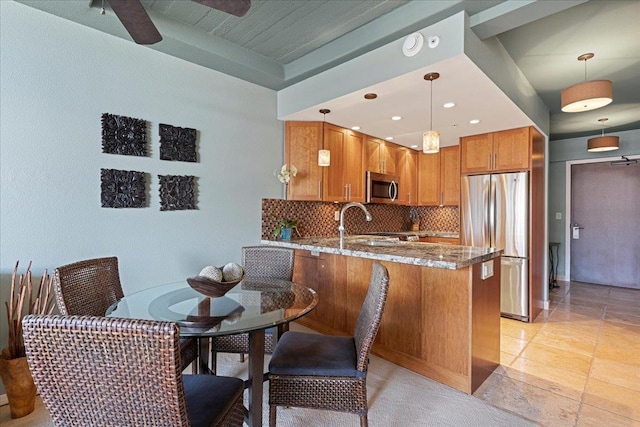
[1,261,56,418]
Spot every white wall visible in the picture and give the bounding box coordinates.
[0,1,283,369]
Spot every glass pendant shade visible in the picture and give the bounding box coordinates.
[423,130,439,154]
[561,80,613,113]
[318,149,330,166]
[587,136,619,152]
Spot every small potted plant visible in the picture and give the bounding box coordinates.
[274,218,298,240]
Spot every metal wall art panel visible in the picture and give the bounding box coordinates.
[159,123,197,162]
[159,175,196,211]
[101,168,147,208]
[101,113,147,156]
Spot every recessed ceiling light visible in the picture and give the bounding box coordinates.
[364,93,377,100]
[443,102,455,108]
[386,137,394,141]
[391,116,402,121]
[352,126,360,130]
[469,119,480,124]
[411,145,419,149]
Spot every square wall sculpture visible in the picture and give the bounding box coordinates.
[101,113,147,156]
[159,123,197,162]
[159,175,196,211]
[101,169,147,208]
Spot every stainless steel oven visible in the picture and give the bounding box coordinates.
[366,171,399,204]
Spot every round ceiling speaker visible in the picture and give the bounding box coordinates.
[402,33,424,57]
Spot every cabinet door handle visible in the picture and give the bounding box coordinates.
[488,153,491,169]
[318,180,322,199]
[493,153,497,170]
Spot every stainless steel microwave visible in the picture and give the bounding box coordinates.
[366,171,399,204]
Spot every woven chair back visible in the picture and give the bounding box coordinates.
[53,256,124,315]
[242,246,294,280]
[354,262,390,372]
[22,314,190,427]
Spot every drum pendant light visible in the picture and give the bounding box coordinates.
[423,72,440,154]
[587,118,619,152]
[318,109,331,166]
[561,53,612,113]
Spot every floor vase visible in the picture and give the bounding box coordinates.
[0,349,36,418]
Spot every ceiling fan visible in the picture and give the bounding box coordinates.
[105,0,251,45]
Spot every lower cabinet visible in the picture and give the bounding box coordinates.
[292,249,500,394]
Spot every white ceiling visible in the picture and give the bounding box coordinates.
[16,0,640,145]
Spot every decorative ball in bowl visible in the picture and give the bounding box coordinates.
[187,263,244,298]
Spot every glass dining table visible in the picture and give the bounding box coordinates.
[106,277,318,427]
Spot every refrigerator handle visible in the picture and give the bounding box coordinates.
[483,177,490,247]
[489,176,496,248]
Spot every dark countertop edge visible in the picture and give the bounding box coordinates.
[260,239,502,270]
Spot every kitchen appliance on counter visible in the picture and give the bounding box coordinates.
[461,172,529,321]
[366,171,399,204]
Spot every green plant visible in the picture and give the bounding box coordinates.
[273,218,298,238]
[4,261,56,359]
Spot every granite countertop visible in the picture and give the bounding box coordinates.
[261,235,502,270]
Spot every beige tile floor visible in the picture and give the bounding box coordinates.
[474,280,640,426]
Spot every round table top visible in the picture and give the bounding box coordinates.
[106,278,318,337]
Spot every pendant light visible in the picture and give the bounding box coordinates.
[587,118,619,152]
[318,109,331,166]
[561,53,612,113]
[423,72,440,153]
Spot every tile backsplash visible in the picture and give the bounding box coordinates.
[261,199,459,239]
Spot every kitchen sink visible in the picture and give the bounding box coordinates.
[354,239,410,247]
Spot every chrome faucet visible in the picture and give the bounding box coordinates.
[339,202,373,249]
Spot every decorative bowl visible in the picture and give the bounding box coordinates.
[187,272,244,298]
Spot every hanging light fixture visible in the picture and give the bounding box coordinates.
[561,53,612,113]
[423,72,440,153]
[587,118,619,152]
[318,109,331,166]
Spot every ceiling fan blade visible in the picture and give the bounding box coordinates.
[192,0,251,17]
[107,0,162,45]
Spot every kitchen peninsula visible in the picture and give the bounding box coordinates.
[262,236,503,394]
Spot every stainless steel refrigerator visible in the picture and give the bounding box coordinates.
[461,172,529,321]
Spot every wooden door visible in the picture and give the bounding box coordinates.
[284,122,323,201]
[440,145,460,206]
[418,152,440,205]
[460,133,493,174]
[398,148,418,205]
[493,127,530,172]
[381,142,398,175]
[322,123,347,202]
[365,136,382,173]
[344,129,365,202]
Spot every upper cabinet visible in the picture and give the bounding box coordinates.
[285,122,364,202]
[460,127,531,174]
[326,126,365,202]
[285,121,323,201]
[365,136,398,175]
[417,145,460,207]
[397,147,418,206]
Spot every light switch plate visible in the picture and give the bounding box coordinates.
[481,260,494,280]
[556,212,562,219]
[334,211,340,221]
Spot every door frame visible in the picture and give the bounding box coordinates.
[564,154,640,281]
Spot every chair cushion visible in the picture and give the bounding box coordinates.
[269,331,364,378]
[183,375,244,427]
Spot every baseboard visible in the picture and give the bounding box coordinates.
[0,393,8,406]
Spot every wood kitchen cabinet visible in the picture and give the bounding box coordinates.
[460,127,530,174]
[397,147,418,205]
[323,124,365,202]
[285,122,364,202]
[285,121,324,200]
[365,136,398,175]
[417,145,460,206]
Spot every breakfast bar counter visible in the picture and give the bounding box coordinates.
[261,236,503,394]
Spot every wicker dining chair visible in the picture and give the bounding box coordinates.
[53,256,198,373]
[268,262,390,427]
[210,246,294,372]
[23,314,244,427]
